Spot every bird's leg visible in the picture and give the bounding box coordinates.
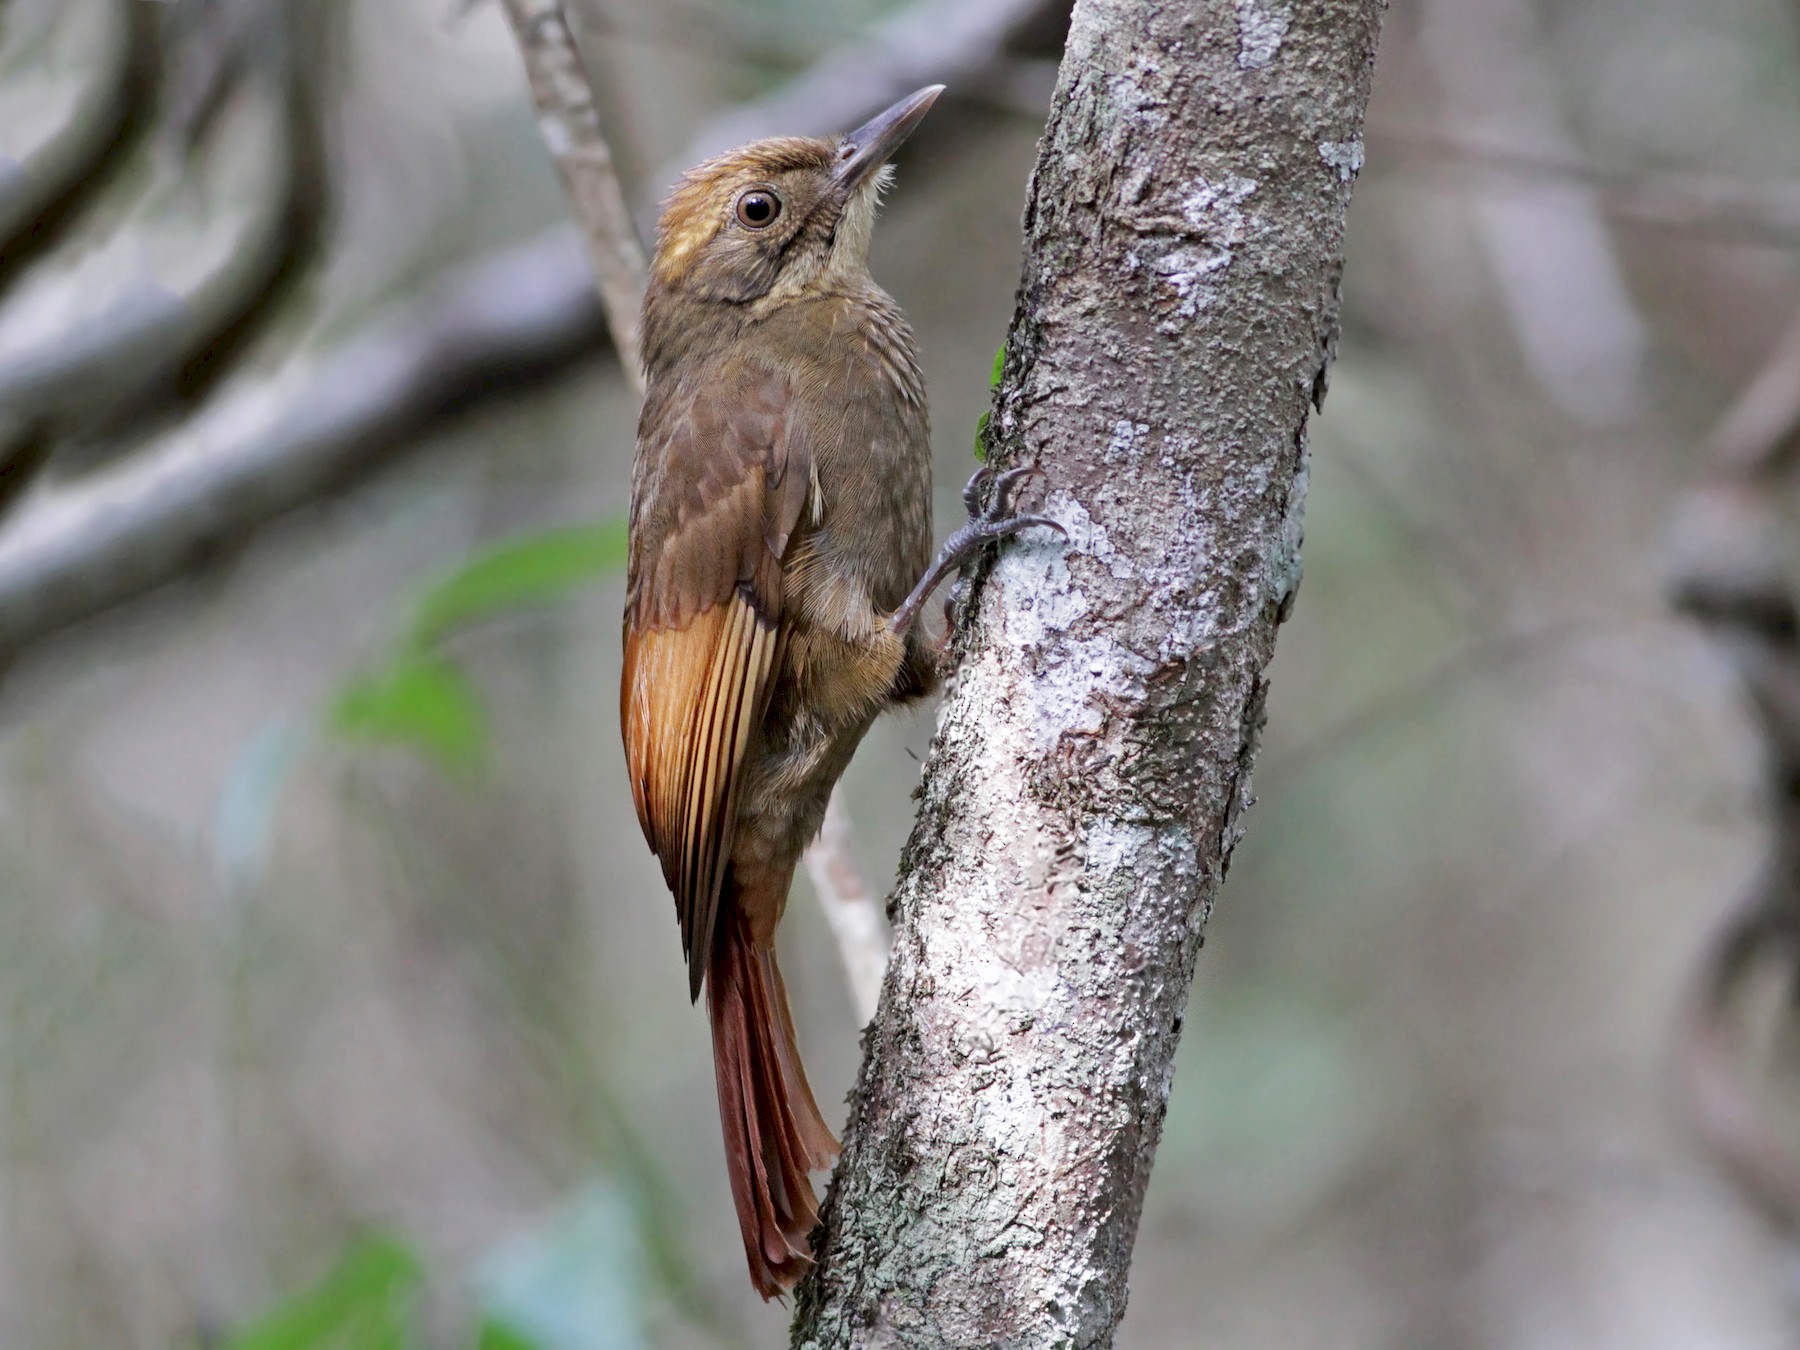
[890,464,1067,638]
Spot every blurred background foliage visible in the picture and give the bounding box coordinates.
[1,0,1799,1345]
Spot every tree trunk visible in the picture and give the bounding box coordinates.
[792,0,1386,1345]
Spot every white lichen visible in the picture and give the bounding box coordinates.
[1183,175,1259,237]
[1318,138,1365,182]
[997,541,1088,651]
[1044,490,1133,583]
[1234,0,1290,69]
[1156,248,1232,315]
[1152,176,1260,317]
[1105,420,1151,463]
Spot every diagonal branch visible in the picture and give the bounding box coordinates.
[0,0,336,466]
[0,0,161,297]
[1371,122,1800,254]
[499,0,647,388]
[801,795,889,1023]
[0,231,606,656]
[658,0,1062,176]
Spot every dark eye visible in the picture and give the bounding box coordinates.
[735,190,781,229]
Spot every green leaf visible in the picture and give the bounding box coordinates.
[408,520,628,647]
[321,517,625,777]
[477,1322,544,1350]
[220,1234,422,1350]
[328,655,487,771]
[974,341,1006,461]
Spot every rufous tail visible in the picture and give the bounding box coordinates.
[708,907,840,1299]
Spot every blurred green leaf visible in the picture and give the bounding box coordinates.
[989,341,1006,387]
[220,1234,422,1350]
[476,1322,544,1350]
[408,520,629,647]
[328,654,487,772]
[322,517,626,776]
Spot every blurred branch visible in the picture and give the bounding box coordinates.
[1678,862,1800,1237]
[162,0,333,412]
[0,0,161,296]
[0,0,335,459]
[499,0,646,388]
[1667,304,1800,1240]
[1418,0,1645,426]
[1373,121,1800,253]
[657,0,1062,200]
[801,795,888,1023]
[0,231,606,655]
[1706,310,1800,477]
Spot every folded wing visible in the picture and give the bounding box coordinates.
[621,363,811,999]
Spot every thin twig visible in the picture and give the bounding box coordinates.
[653,0,1059,205]
[1372,120,1800,253]
[801,795,889,1023]
[1705,309,1800,478]
[498,0,646,388]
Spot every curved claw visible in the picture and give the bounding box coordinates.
[948,513,1064,550]
[961,464,995,517]
[988,465,1039,517]
[998,512,1067,540]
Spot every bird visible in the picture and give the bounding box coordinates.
[620,84,1061,1298]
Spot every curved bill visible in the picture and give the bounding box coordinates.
[834,85,944,190]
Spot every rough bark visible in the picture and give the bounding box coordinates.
[792,1,1385,1346]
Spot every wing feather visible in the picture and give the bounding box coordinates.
[621,364,807,999]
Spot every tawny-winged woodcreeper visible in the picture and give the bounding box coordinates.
[621,85,1058,1297]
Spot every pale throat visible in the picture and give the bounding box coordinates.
[825,166,891,277]
[763,169,891,304]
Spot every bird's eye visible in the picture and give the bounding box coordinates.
[735,190,782,229]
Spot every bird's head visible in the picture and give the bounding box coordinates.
[647,86,942,313]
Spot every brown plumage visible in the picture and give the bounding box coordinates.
[621,86,1059,1298]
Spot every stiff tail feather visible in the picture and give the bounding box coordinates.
[708,908,840,1298]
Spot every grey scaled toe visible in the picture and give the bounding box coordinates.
[893,462,1067,636]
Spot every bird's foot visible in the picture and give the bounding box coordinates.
[891,463,1066,638]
